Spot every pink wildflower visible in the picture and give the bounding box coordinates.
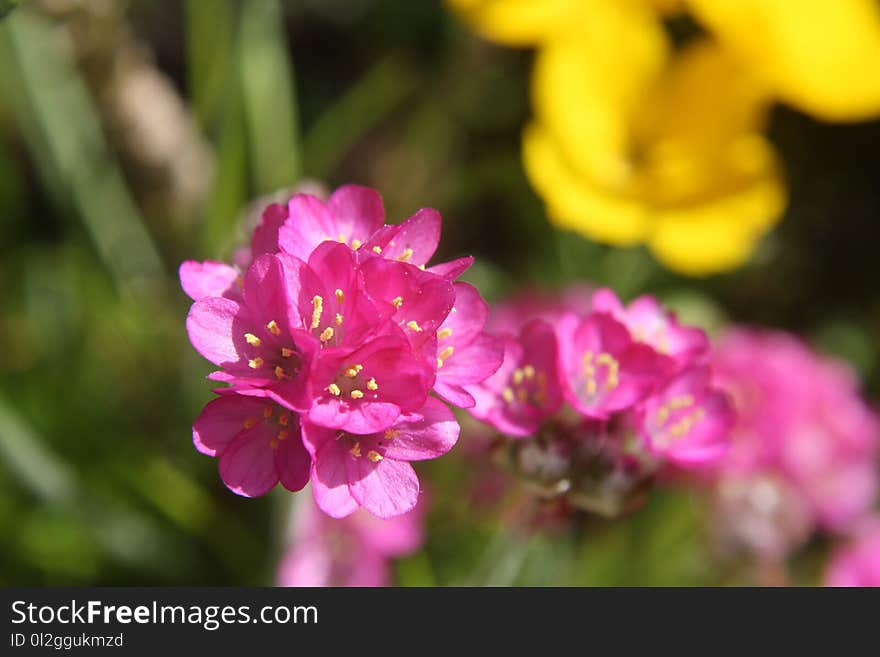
[825,519,880,587]
[301,397,458,518]
[277,495,424,587]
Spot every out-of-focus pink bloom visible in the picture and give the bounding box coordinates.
[192,396,309,497]
[712,328,880,533]
[637,367,734,467]
[277,495,424,587]
[591,288,709,369]
[301,397,458,518]
[467,319,563,437]
[433,282,505,408]
[487,284,594,334]
[825,519,880,587]
[556,312,672,420]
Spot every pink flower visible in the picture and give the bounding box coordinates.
[487,284,594,334]
[637,367,734,467]
[556,312,672,419]
[302,397,458,518]
[825,519,880,587]
[185,253,316,406]
[432,282,505,408]
[192,395,309,497]
[591,288,709,369]
[712,328,879,533]
[277,495,424,587]
[467,319,563,437]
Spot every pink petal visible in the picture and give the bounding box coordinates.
[428,256,473,280]
[326,184,385,245]
[192,395,268,456]
[303,425,359,518]
[346,457,420,519]
[275,428,311,492]
[218,427,279,497]
[436,332,505,385]
[250,202,288,257]
[379,397,459,461]
[186,297,244,367]
[375,207,441,266]
[278,193,335,260]
[433,380,476,408]
[179,260,240,302]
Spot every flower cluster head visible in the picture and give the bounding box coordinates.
[181,185,503,518]
[277,495,424,587]
[707,328,880,561]
[466,286,735,515]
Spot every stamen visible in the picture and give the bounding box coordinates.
[270,439,279,449]
[366,377,378,391]
[372,246,382,254]
[248,357,264,369]
[344,364,363,378]
[243,418,257,429]
[349,442,362,458]
[437,327,453,340]
[276,429,289,441]
[281,347,294,358]
[350,389,364,399]
[351,239,362,250]
[367,450,383,463]
[384,429,399,441]
[311,295,323,329]
[335,313,344,326]
[278,414,289,426]
[319,327,334,342]
[335,288,344,303]
[406,320,422,332]
[337,233,346,243]
[391,296,404,309]
[263,406,273,419]
[398,247,414,262]
[523,365,535,379]
[513,368,524,385]
[502,387,515,403]
[266,320,281,336]
[274,366,285,380]
[244,333,261,347]
[327,383,341,396]
[438,346,454,363]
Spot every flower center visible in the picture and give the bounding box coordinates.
[502,363,547,407]
[581,350,619,398]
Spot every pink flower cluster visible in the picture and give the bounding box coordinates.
[708,328,880,562]
[277,496,424,587]
[180,185,503,518]
[466,286,734,495]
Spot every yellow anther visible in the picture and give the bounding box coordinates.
[406,320,422,332]
[335,288,344,303]
[248,357,264,369]
[319,327,334,342]
[438,346,454,363]
[344,364,363,378]
[349,442,362,458]
[335,313,344,326]
[244,333,261,347]
[437,327,453,340]
[391,296,404,309]
[384,429,399,441]
[502,388,515,403]
[367,450,383,463]
[513,369,524,385]
[372,246,382,254]
[337,233,347,243]
[263,406,273,419]
[523,365,535,380]
[311,295,323,329]
[236,276,244,289]
[586,379,597,396]
[278,414,289,426]
[351,239,362,250]
[418,264,426,271]
[350,389,365,399]
[437,358,443,369]
[398,247,414,262]
[327,383,341,396]
[266,320,281,336]
[366,377,378,391]
[274,366,285,380]
[281,347,294,358]
[270,439,279,449]
[243,418,257,429]
[276,429,289,441]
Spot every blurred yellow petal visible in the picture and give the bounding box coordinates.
[522,122,648,245]
[532,3,668,183]
[690,0,880,121]
[446,0,584,46]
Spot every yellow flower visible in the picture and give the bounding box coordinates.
[449,0,880,274]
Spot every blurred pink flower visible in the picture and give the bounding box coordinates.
[712,328,880,534]
[277,494,424,587]
[825,519,880,587]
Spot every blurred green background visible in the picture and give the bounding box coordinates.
[1,0,878,585]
